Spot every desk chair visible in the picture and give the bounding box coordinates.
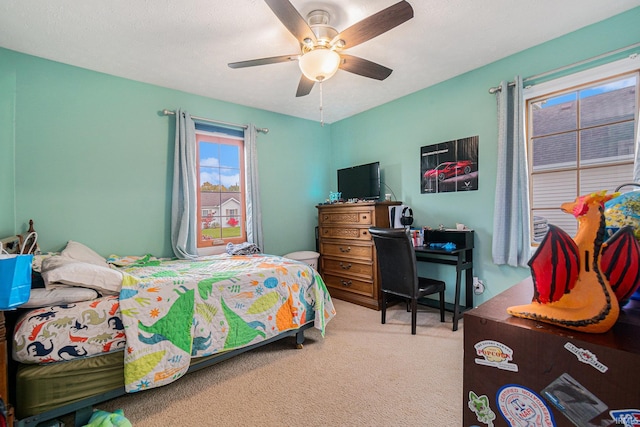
[370,227,446,335]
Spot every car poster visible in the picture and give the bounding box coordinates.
[421,136,478,194]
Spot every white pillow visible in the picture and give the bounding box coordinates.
[42,261,123,295]
[61,240,108,267]
[41,255,80,271]
[22,287,99,308]
[32,252,59,273]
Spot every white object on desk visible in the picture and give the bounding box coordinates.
[389,205,409,229]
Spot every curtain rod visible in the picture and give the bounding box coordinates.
[162,109,269,134]
[488,42,640,94]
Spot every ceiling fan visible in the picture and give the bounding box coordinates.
[228,0,414,97]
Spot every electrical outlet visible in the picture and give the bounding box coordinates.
[473,276,485,295]
[0,235,21,254]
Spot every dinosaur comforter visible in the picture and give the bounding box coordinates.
[13,254,336,392]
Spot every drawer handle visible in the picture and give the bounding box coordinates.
[339,262,352,270]
[340,280,352,287]
[339,246,351,253]
[324,216,329,220]
[363,215,368,220]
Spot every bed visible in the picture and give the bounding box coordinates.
[7,241,335,427]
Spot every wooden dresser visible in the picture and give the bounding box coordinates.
[317,202,400,310]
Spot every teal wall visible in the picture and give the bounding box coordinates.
[0,68,16,238]
[330,7,640,305]
[0,48,332,257]
[1,7,638,306]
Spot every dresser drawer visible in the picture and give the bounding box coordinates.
[320,240,373,260]
[323,273,374,297]
[322,257,373,279]
[319,210,373,226]
[319,226,372,241]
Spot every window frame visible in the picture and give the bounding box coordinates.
[523,56,640,245]
[195,130,247,248]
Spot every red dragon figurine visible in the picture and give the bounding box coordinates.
[507,191,640,333]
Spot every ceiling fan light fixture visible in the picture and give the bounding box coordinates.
[298,48,340,82]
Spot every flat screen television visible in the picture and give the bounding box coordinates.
[337,161,381,201]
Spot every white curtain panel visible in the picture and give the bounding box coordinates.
[245,124,264,251]
[171,109,199,259]
[492,77,531,267]
[634,116,640,183]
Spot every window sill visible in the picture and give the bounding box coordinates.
[197,245,228,256]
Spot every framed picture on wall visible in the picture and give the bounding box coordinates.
[421,136,479,194]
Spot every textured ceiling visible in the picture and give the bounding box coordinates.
[1,1,639,123]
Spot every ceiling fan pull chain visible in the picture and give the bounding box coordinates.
[319,80,325,127]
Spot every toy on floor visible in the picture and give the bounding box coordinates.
[83,409,132,427]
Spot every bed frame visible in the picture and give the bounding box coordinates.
[10,321,311,427]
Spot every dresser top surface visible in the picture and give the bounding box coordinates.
[317,201,401,208]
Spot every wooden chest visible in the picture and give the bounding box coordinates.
[463,279,640,426]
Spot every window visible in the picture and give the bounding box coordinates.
[196,127,246,247]
[526,65,639,244]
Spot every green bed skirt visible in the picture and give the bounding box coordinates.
[16,351,125,419]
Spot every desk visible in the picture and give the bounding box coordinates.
[414,230,474,331]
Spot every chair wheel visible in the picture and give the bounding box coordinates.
[296,343,304,349]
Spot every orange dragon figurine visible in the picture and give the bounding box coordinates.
[508,191,640,333]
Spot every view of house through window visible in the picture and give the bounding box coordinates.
[527,71,639,244]
[196,130,246,247]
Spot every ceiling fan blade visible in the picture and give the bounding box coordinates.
[339,54,392,80]
[296,75,315,97]
[332,0,413,49]
[264,0,317,44]
[228,54,298,69]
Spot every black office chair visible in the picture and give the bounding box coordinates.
[370,227,446,335]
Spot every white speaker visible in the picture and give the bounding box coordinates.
[389,205,409,228]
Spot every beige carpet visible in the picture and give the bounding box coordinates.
[83,298,464,426]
